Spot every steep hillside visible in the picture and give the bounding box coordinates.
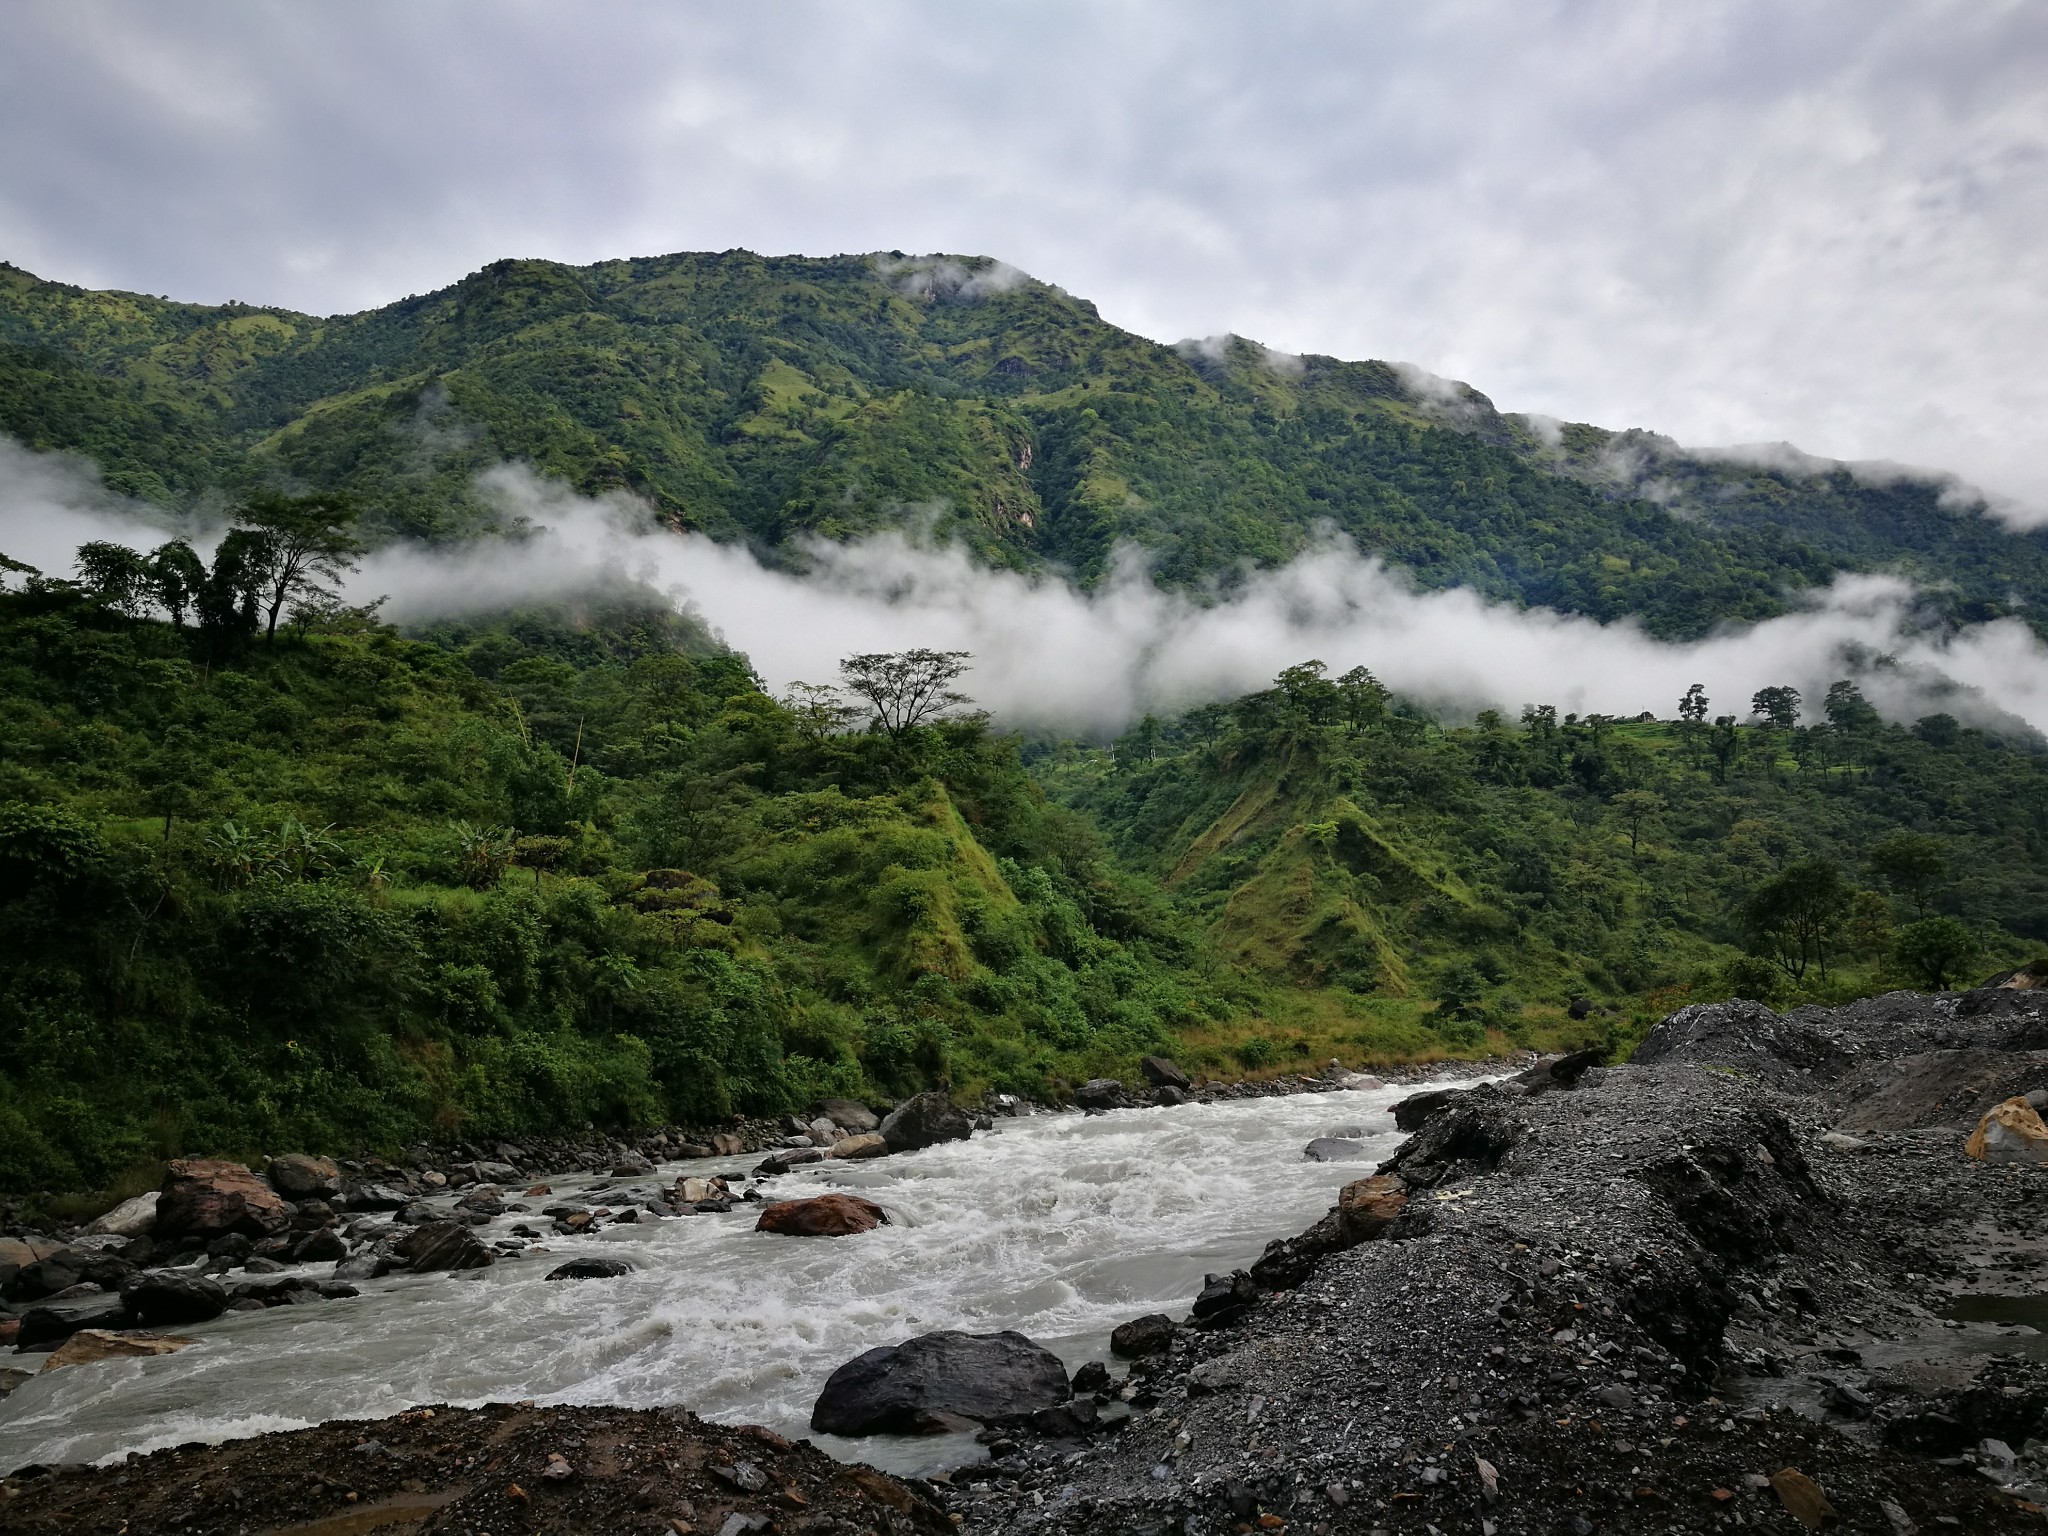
[3,252,2044,638]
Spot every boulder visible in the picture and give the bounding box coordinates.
[709,1133,746,1158]
[0,1236,64,1270]
[756,1194,888,1237]
[342,1182,413,1212]
[1139,1056,1191,1091]
[1072,1360,1112,1394]
[818,1097,881,1134]
[1153,1086,1189,1107]
[1303,1137,1369,1162]
[611,1156,654,1177]
[1074,1079,1124,1112]
[754,1148,825,1176]
[1191,1270,1258,1325]
[40,1329,190,1373]
[1335,1174,1410,1242]
[292,1228,348,1264]
[1392,1088,1463,1132]
[18,1300,133,1348]
[829,1133,889,1160]
[394,1221,493,1273]
[1109,1313,1177,1359]
[122,1271,229,1326]
[84,1192,160,1239]
[1965,1096,2048,1166]
[810,1330,1072,1435]
[156,1159,290,1241]
[879,1092,973,1153]
[545,1258,636,1281]
[806,1118,841,1147]
[266,1154,343,1200]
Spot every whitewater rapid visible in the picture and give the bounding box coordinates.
[0,1083,1442,1475]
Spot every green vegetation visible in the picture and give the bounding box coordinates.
[5,252,2047,638]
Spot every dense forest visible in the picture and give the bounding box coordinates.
[3,494,2042,1200]
[3,251,2045,640]
[2,247,2044,1207]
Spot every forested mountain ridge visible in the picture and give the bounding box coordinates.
[3,251,2043,639]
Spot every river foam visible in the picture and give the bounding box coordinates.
[0,1082,1441,1475]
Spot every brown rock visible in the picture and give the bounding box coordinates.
[266,1154,343,1199]
[1770,1468,1837,1529]
[828,1133,889,1160]
[157,1159,290,1240]
[1964,1096,2048,1166]
[40,1329,191,1373]
[710,1132,746,1157]
[0,1236,66,1269]
[755,1194,888,1237]
[1335,1174,1408,1242]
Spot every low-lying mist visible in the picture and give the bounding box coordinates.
[6,440,2047,738]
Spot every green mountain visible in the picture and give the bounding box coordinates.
[3,251,2043,639]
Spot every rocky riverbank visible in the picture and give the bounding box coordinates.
[930,984,2048,1535]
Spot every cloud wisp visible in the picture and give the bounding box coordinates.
[5,446,2044,738]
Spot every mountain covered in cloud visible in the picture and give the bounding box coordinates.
[1,248,2043,641]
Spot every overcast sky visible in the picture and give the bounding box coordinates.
[3,1,2046,511]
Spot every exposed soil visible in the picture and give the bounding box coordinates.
[0,1402,952,1536]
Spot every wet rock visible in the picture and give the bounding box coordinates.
[1110,1313,1178,1358]
[755,1193,888,1237]
[1769,1467,1837,1529]
[17,1300,132,1348]
[1153,1086,1189,1107]
[394,1221,493,1273]
[817,1097,881,1134]
[1392,1087,1463,1131]
[40,1329,190,1373]
[611,1156,654,1177]
[1072,1360,1112,1394]
[122,1271,229,1326]
[545,1258,636,1281]
[709,1133,746,1158]
[811,1329,1072,1435]
[395,1201,438,1225]
[1336,1174,1409,1242]
[82,1192,159,1239]
[1303,1137,1369,1162]
[828,1132,889,1160]
[156,1159,290,1241]
[1140,1056,1191,1091]
[342,1182,413,1212]
[753,1147,824,1176]
[879,1091,973,1153]
[1074,1078,1124,1112]
[1506,1047,1605,1095]
[292,1228,347,1264]
[1964,1096,2048,1165]
[266,1154,343,1200]
[1192,1269,1258,1326]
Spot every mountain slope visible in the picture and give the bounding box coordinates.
[3,252,2044,639]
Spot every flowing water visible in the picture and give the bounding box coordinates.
[0,1083,1440,1475]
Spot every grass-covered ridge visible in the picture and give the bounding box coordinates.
[4,251,2046,640]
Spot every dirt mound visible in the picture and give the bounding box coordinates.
[0,1402,951,1535]
[1827,1047,2048,1132]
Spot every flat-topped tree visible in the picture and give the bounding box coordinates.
[839,649,972,740]
[233,490,366,640]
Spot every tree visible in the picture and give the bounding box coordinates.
[74,542,156,616]
[234,490,366,641]
[839,649,972,739]
[1707,715,1742,784]
[1750,686,1801,728]
[1432,961,1487,1020]
[1890,917,1980,990]
[1823,680,1878,732]
[1335,666,1390,735]
[1275,661,1340,726]
[149,540,207,627]
[1844,889,1894,958]
[1677,684,1708,766]
[195,528,271,643]
[1610,789,1665,856]
[1743,858,1850,981]
[1866,832,1945,915]
[1913,713,1962,748]
[779,681,862,741]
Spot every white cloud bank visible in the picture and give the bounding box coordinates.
[6,448,2046,738]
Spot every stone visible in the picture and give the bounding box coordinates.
[818,1097,881,1133]
[756,1194,888,1237]
[0,1236,64,1270]
[545,1258,636,1280]
[879,1091,974,1153]
[122,1271,229,1326]
[83,1192,159,1239]
[395,1201,438,1226]
[1192,1269,1258,1324]
[1154,1086,1189,1106]
[1110,1313,1178,1358]
[709,1133,746,1157]
[394,1221,493,1273]
[1392,1088,1463,1132]
[292,1228,348,1264]
[0,1368,31,1399]
[676,1176,720,1203]
[40,1329,190,1373]
[1769,1468,1837,1530]
[806,1117,841,1146]
[1819,1132,1871,1153]
[1072,1360,1112,1394]
[266,1154,343,1200]
[1304,1137,1369,1162]
[810,1329,1072,1435]
[1964,1096,2048,1166]
[1336,1175,1409,1243]
[611,1156,654,1177]
[18,1300,132,1348]
[828,1132,889,1160]
[343,1182,413,1211]
[675,1143,714,1159]
[1139,1055,1191,1091]
[1074,1078,1123,1112]
[753,1148,825,1176]
[156,1159,290,1241]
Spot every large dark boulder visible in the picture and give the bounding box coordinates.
[1191,1270,1257,1326]
[1392,1088,1464,1132]
[1109,1313,1177,1359]
[394,1221,493,1273]
[156,1159,290,1241]
[879,1092,973,1153]
[1073,1079,1124,1112]
[811,1330,1071,1436]
[267,1154,343,1200]
[817,1097,881,1134]
[545,1258,636,1281]
[1139,1056,1191,1091]
[17,1299,133,1348]
[122,1271,229,1326]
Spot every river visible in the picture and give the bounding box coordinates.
[0,1081,1438,1475]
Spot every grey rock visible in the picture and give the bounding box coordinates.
[1303,1137,1369,1162]
[810,1329,1071,1435]
[122,1271,229,1326]
[818,1097,881,1133]
[266,1154,343,1200]
[879,1091,974,1153]
[1074,1078,1124,1112]
[1110,1313,1178,1358]
[1139,1055,1191,1091]
[394,1221,493,1273]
